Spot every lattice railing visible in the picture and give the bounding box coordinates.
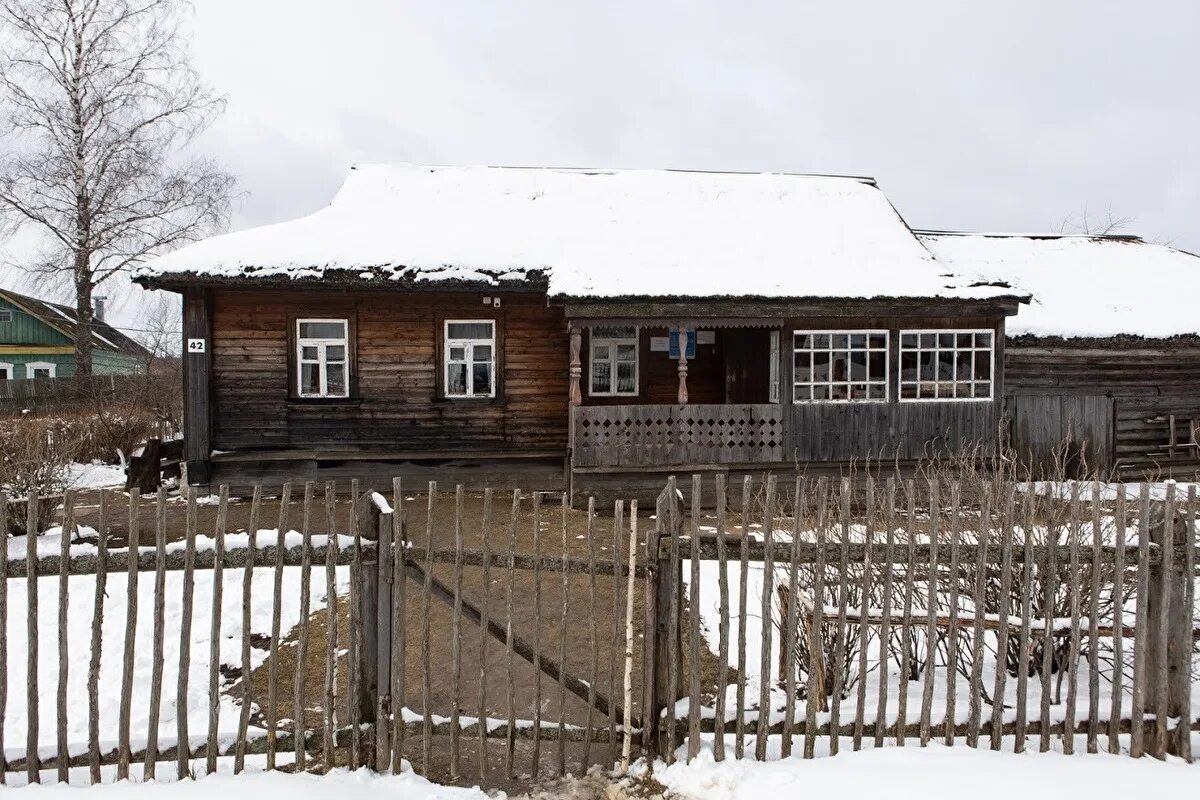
[573,404,784,467]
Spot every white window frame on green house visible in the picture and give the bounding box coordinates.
[898,328,995,401]
[792,330,889,403]
[295,318,349,398]
[26,361,56,379]
[589,326,639,397]
[0,309,12,323]
[0,362,12,379]
[444,319,496,398]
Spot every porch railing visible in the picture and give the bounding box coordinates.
[573,403,784,468]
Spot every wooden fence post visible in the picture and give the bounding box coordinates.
[640,491,664,759]
[354,492,384,769]
[1144,493,1191,758]
[375,499,395,772]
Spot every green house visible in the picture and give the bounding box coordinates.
[0,288,151,379]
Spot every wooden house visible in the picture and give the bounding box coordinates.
[133,164,1196,495]
[0,288,151,379]
[920,231,1200,478]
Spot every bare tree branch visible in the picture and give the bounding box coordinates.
[0,0,234,374]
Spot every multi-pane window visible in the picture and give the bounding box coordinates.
[445,320,495,398]
[0,310,12,323]
[590,327,638,396]
[793,331,889,402]
[900,330,994,400]
[296,319,348,398]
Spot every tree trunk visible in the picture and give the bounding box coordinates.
[74,259,93,376]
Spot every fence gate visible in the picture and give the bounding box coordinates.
[643,474,1197,765]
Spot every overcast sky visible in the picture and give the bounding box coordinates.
[6,1,1200,328]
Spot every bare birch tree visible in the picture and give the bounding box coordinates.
[0,0,234,373]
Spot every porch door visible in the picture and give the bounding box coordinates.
[723,329,772,403]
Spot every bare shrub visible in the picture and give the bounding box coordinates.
[0,416,78,534]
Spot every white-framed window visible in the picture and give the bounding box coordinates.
[0,309,12,323]
[0,362,12,380]
[444,320,496,398]
[899,329,994,401]
[793,330,889,402]
[589,326,638,396]
[26,361,56,379]
[296,318,349,398]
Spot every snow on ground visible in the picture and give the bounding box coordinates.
[1018,480,1200,502]
[4,534,351,760]
[645,743,1198,800]
[12,761,490,799]
[65,461,127,490]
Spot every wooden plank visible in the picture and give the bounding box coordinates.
[450,486,465,779]
[373,495,394,773]
[966,486,989,748]
[117,489,141,780]
[1038,485,1057,754]
[735,476,751,759]
[918,480,939,747]
[206,486,229,775]
[347,481,362,770]
[1087,482,1103,754]
[1062,486,1082,755]
[642,490,664,760]
[621,501,639,771]
[665,476,681,764]
[532,490,545,774]
[804,479,828,759]
[1151,487,1174,759]
[943,482,960,747]
[1179,486,1196,763]
[0,495,8,782]
[830,479,851,756]
[390,478,406,774]
[421,482,436,775]
[55,493,73,782]
[896,480,917,747]
[145,489,169,778]
[754,475,777,761]
[557,493,571,776]
[234,487,261,773]
[294,482,315,772]
[990,490,1015,751]
[1107,490,1127,755]
[781,478,803,758]
[1130,485,1151,758]
[479,488,493,778]
[853,478,874,751]
[609,498,624,769]
[266,483,292,770]
[874,478,897,748]
[713,475,730,762]
[687,474,703,762]
[176,489,199,776]
[504,489,519,777]
[1014,491,1035,753]
[581,496,598,770]
[323,484,339,772]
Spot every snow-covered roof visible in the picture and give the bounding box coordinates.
[917,232,1200,339]
[137,164,1019,303]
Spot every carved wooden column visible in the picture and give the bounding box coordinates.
[676,330,689,405]
[568,326,582,406]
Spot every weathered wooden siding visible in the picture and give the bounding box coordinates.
[789,401,999,461]
[208,288,569,454]
[1006,345,1200,477]
[1008,394,1113,476]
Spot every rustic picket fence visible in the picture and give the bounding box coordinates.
[642,474,1198,765]
[0,481,642,787]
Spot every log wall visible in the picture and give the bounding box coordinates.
[1005,345,1200,477]
[207,288,569,454]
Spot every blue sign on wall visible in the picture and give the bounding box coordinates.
[668,328,696,359]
